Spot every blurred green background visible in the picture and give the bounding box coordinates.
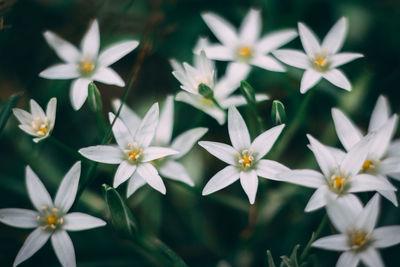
[1,0,400,266]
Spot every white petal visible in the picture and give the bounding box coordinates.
[70,78,91,110]
[336,251,360,267]
[298,22,321,56]
[141,146,178,162]
[29,99,46,121]
[25,166,53,211]
[113,161,136,188]
[326,194,363,232]
[13,108,33,125]
[322,69,351,91]
[369,115,398,160]
[39,64,80,79]
[214,63,249,99]
[278,169,325,188]
[359,248,384,267]
[225,62,251,84]
[202,165,240,195]
[108,113,133,149]
[92,67,125,87]
[349,174,396,193]
[239,8,261,44]
[373,226,400,248]
[340,137,370,177]
[198,141,237,165]
[304,186,330,212]
[193,37,210,54]
[380,157,400,174]
[98,40,139,67]
[331,108,363,151]
[171,127,208,158]
[112,99,141,136]
[326,146,346,163]
[43,31,80,63]
[135,103,159,148]
[300,69,322,93]
[81,19,100,58]
[54,162,81,212]
[388,139,400,157]
[219,94,269,108]
[228,106,251,151]
[377,188,398,206]
[240,170,258,204]
[51,230,76,267]
[250,55,286,72]
[369,95,391,132]
[312,234,349,251]
[256,159,290,181]
[18,125,36,137]
[137,163,166,194]
[250,124,285,160]
[201,12,238,45]
[79,145,124,164]
[155,95,174,145]
[256,30,298,54]
[159,160,194,186]
[127,172,146,197]
[272,49,309,69]
[63,212,106,231]
[355,194,380,233]
[0,208,38,228]
[46,98,57,130]
[307,134,337,178]
[322,17,348,54]
[203,44,234,61]
[14,228,51,266]
[330,53,364,68]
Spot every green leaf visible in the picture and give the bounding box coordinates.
[280,244,301,267]
[266,250,277,267]
[103,184,137,237]
[0,93,22,135]
[271,100,286,125]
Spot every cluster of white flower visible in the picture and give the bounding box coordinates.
[2,7,400,267]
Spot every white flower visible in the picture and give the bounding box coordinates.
[312,194,400,267]
[273,17,363,93]
[39,19,139,110]
[79,103,179,195]
[13,98,56,143]
[201,8,297,77]
[0,162,106,267]
[171,41,268,125]
[332,97,399,206]
[198,106,288,204]
[278,134,396,212]
[111,96,208,196]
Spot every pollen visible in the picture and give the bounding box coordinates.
[37,206,63,230]
[237,46,253,61]
[31,117,49,137]
[125,143,143,163]
[330,174,347,193]
[314,57,327,67]
[235,149,254,169]
[348,229,370,250]
[311,51,330,71]
[79,59,95,76]
[362,160,376,171]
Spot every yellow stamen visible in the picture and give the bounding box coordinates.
[348,229,370,250]
[46,215,57,225]
[31,118,49,137]
[235,149,255,169]
[237,46,253,61]
[79,59,95,75]
[37,206,63,230]
[362,160,375,171]
[125,143,143,163]
[330,174,347,193]
[314,57,327,67]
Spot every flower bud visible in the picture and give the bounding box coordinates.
[88,82,102,112]
[198,83,214,99]
[271,100,286,125]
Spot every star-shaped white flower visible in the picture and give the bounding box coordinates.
[79,103,179,195]
[199,106,288,204]
[201,8,297,78]
[111,96,208,196]
[13,98,56,143]
[312,194,400,267]
[171,43,268,125]
[0,162,106,267]
[332,97,400,206]
[278,134,396,212]
[273,17,363,93]
[39,19,139,110]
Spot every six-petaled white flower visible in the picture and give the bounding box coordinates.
[273,17,363,93]
[278,134,396,212]
[39,19,139,110]
[13,98,57,143]
[79,103,179,195]
[312,194,400,267]
[332,97,400,206]
[201,8,297,78]
[0,162,106,267]
[199,106,288,204]
[111,96,208,196]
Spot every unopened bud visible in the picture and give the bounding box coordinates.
[271,100,286,125]
[88,82,102,112]
[198,83,214,99]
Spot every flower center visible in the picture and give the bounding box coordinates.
[37,206,64,231]
[329,174,347,194]
[348,229,370,251]
[79,59,95,76]
[361,160,377,174]
[31,117,49,137]
[237,46,253,61]
[235,149,254,170]
[311,51,330,72]
[125,143,143,163]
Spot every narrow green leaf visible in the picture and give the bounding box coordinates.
[266,250,277,267]
[0,93,22,135]
[271,100,286,125]
[103,184,137,237]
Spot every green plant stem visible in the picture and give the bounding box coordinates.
[47,136,84,161]
[95,109,107,136]
[211,97,226,112]
[300,214,329,262]
[239,86,264,134]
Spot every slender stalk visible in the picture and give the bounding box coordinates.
[239,84,264,134]
[211,97,226,112]
[300,214,329,262]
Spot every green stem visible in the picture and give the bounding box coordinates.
[239,85,264,134]
[211,97,226,112]
[300,214,329,262]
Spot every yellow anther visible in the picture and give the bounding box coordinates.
[237,46,253,61]
[37,206,63,230]
[79,59,95,75]
[125,143,143,163]
[45,215,57,225]
[330,174,347,193]
[362,160,375,171]
[236,149,255,169]
[348,229,370,250]
[314,57,327,67]
[31,118,49,136]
